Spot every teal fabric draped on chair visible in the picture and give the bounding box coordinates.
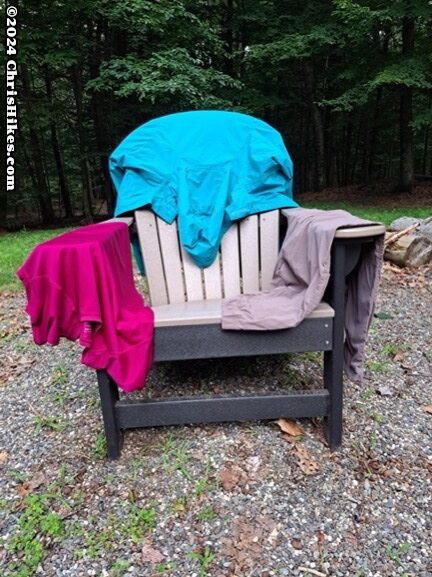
[109,110,298,268]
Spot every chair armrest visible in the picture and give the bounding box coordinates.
[280,209,385,238]
[334,224,385,238]
[106,217,134,227]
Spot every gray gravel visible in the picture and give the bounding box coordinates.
[1,265,431,577]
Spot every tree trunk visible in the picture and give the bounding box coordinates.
[304,60,326,191]
[399,16,415,193]
[71,63,93,221]
[45,69,73,217]
[422,93,431,174]
[366,87,384,182]
[20,64,55,223]
[88,22,115,216]
[222,0,235,77]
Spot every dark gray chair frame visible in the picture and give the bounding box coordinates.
[97,234,378,459]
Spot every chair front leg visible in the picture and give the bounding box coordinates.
[97,370,123,459]
[324,242,346,449]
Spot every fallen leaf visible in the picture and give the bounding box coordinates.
[345,531,359,548]
[274,418,304,437]
[171,500,186,513]
[422,404,432,415]
[221,470,236,489]
[141,542,164,564]
[295,445,320,475]
[28,472,46,491]
[298,457,321,475]
[376,384,392,396]
[219,463,239,491]
[17,482,29,498]
[393,351,405,362]
[0,451,8,464]
[315,530,325,544]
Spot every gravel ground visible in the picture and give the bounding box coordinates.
[1,264,431,577]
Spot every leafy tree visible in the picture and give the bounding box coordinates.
[5,0,431,227]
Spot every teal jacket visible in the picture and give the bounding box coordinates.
[110,111,298,268]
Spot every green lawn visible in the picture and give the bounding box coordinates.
[301,201,430,226]
[0,229,69,292]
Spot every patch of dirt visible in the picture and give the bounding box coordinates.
[297,180,432,208]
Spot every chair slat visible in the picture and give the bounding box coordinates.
[203,252,223,299]
[260,211,280,290]
[221,225,241,298]
[240,215,259,293]
[181,248,204,302]
[152,299,334,327]
[135,210,168,306]
[157,219,185,304]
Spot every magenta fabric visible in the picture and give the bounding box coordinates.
[17,222,154,393]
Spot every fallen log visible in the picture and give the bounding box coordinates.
[384,234,432,267]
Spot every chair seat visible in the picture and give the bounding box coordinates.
[153,298,334,328]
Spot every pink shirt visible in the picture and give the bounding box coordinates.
[17,222,154,393]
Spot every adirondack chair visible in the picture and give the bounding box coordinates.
[97,209,385,459]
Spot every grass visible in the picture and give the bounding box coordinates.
[0,228,69,291]
[301,201,430,226]
[32,415,67,433]
[187,546,215,577]
[6,493,65,577]
[90,432,107,460]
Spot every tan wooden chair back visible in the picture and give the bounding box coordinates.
[135,209,280,307]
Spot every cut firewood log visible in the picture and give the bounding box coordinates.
[384,234,432,267]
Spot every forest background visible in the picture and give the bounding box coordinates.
[2,0,432,227]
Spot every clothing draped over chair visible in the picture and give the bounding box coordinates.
[109,110,298,268]
[17,222,154,393]
[222,208,385,382]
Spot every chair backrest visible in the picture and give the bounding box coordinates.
[135,209,280,306]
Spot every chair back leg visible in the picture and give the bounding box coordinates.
[324,242,346,449]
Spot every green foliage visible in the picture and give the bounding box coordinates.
[187,546,216,577]
[0,229,70,291]
[154,561,178,573]
[123,503,157,542]
[91,50,241,108]
[197,505,216,522]
[385,542,411,566]
[7,494,64,577]
[110,559,130,577]
[32,415,67,433]
[370,59,432,90]
[90,432,107,460]
[50,364,69,387]
[249,24,342,62]
[5,0,432,229]
[161,437,192,480]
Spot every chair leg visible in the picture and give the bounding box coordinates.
[97,370,123,459]
[324,349,343,449]
[324,241,346,450]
